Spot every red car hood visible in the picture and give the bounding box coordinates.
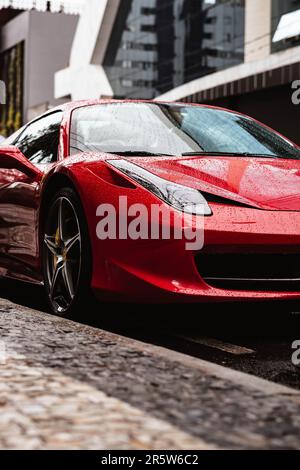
[127,155,300,211]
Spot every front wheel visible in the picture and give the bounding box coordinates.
[42,187,92,317]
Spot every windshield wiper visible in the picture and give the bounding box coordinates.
[182,151,279,158]
[107,151,175,157]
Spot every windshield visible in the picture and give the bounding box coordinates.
[70,103,300,159]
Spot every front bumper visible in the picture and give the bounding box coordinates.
[91,204,300,303]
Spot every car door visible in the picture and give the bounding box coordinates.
[0,111,62,282]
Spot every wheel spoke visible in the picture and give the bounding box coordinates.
[44,235,57,255]
[62,262,75,300]
[65,232,80,254]
[50,262,63,298]
[57,198,64,242]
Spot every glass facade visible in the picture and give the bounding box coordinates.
[272,0,300,53]
[0,42,23,137]
[104,0,245,99]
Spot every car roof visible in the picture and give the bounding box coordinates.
[28,99,245,130]
[17,99,226,138]
[48,99,234,115]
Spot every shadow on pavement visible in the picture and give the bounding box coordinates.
[0,277,299,340]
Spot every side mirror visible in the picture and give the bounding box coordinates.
[0,145,42,179]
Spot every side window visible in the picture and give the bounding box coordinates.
[0,125,26,146]
[15,112,63,164]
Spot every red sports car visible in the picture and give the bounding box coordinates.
[1,100,300,317]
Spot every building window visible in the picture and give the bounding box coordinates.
[121,41,157,51]
[141,24,156,33]
[122,60,132,68]
[205,17,217,25]
[121,79,133,87]
[143,43,158,51]
[204,32,213,40]
[132,79,157,88]
[271,0,300,53]
[141,7,156,15]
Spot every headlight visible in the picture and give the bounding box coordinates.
[107,159,212,216]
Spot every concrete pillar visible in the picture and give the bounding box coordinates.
[245,0,272,63]
[55,0,121,101]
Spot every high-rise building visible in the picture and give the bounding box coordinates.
[102,0,245,99]
[158,0,300,143]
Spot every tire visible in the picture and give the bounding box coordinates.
[42,187,92,318]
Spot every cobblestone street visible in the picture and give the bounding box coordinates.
[0,297,300,450]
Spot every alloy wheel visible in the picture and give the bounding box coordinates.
[44,196,81,314]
